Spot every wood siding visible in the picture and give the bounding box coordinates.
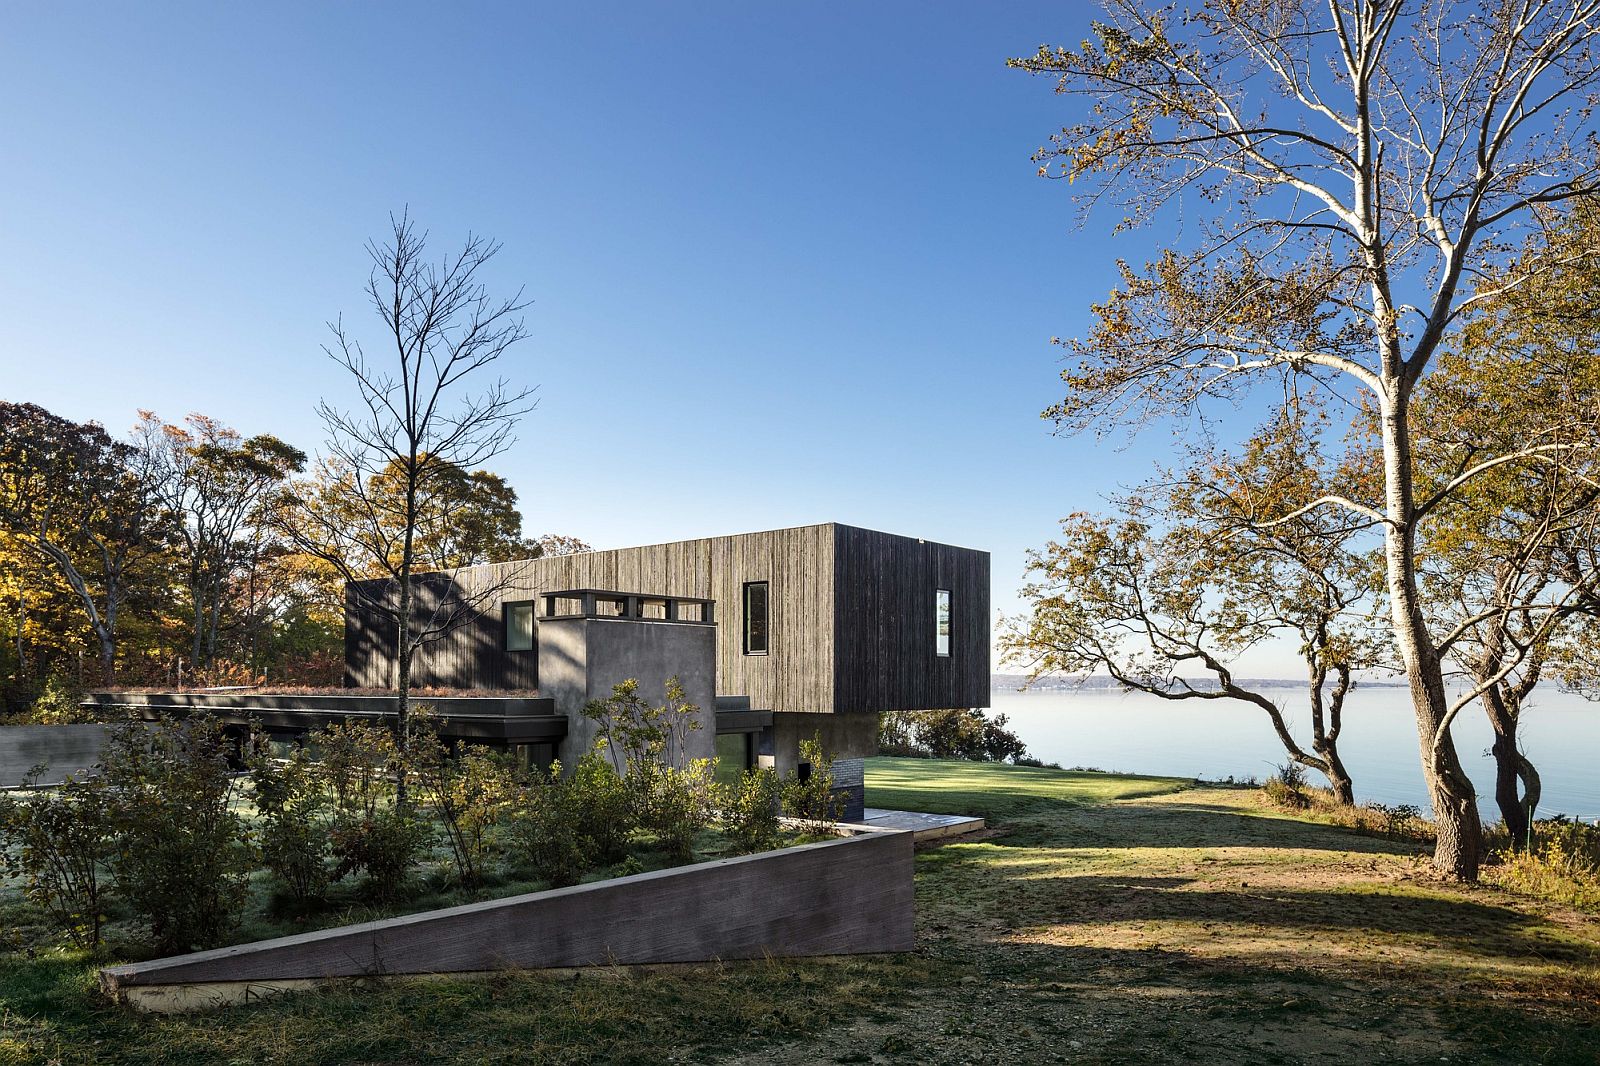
[345,522,990,715]
[347,524,837,713]
[831,525,991,713]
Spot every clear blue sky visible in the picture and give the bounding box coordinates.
[0,3,1293,675]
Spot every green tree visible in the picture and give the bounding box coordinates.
[1005,409,1381,804]
[1010,0,1600,879]
[136,411,306,670]
[0,402,171,683]
[1410,208,1600,849]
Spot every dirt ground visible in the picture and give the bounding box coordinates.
[725,778,1600,1066]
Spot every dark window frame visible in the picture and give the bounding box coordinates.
[503,600,537,652]
[743,580,770,656]
[935,588,951,658]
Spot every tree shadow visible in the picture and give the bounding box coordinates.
[972,796,1425,857]
[924,939,1600,1066]
[980,872,1600,966]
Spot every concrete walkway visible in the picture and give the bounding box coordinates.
[849,808,984,842]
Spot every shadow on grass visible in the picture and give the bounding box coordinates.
[929,940,1600,1066]
[931,795,1426,857]
[993,873,1600,964]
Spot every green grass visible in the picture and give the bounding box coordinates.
[4,759,1600,1064]
[864,756,1195,817]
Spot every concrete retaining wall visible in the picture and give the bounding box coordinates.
[101,826,914,1011]
[0,724,110,787]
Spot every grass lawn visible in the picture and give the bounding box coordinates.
[4,758,1599,1064]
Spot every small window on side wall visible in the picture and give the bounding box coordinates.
[504,601,535,652]
[744,581,769,655]
[935,589,951,657]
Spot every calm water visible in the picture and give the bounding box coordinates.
[992,685,1600,823]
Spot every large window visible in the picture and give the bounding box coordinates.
[743,581,769,655]
[935,589,951,657]
[504,601,535,652]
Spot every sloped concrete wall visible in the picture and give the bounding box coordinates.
[0,724,110,787]
[101,827,914,1010]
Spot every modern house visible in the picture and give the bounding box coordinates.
[344,522,990,817]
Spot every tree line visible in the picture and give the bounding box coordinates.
[1002,0,1600,882]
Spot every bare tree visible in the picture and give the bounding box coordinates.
[1011,0,1600,879]
[279,213,535,802]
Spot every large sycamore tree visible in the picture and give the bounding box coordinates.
[1012,0,1600,879]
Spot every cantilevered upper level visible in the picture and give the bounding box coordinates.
[344,522,990,717]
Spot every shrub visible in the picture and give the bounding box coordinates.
[27,673,92,725]
[719,767,783,854]
[648,760,717,863]
[583,677,712,860]
[185,658,264,689]
[316,721,428,900]
[505,762,593,888]
[568,749,633,863]
[1372,802,1425,840]
[878,708,1030,763]
[784,735,845,834]
[101,717,254,954]
[329,810,429,901]
[1264,762,1310,809]
[1533,816,1600,874]
[1489,817,1600,910]
[248,740,333,908]
[0,769,115,948]
[411,738,518,885]
[316,720,401,818]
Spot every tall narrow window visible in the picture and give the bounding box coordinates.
[743,581,769,655]
[504,601,535,652]
[935,589,951,657]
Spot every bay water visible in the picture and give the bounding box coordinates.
[991,684,1600,823]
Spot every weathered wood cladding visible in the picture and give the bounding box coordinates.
[344,523,990,715]
[343,568,540,691]
[347,524,837,713]
[831,525,990,713]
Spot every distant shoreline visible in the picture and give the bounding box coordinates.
[993,672,1406,693]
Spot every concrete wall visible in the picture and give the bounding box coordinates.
[539,616,717,766]
[0,724,110,787]
[78,693,566,748]
[101,827,915,1011]
[81,693,555,716]
[763,711,879,772]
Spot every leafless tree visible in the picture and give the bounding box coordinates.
[279,213,536,802]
